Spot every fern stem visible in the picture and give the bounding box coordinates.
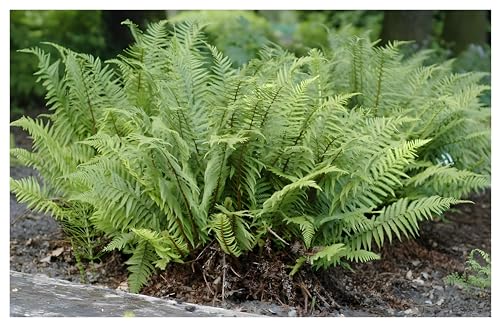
[167,234,185,256]
[163,155,200,245]
[71,238,88,283]
[175,111,186,139]
[234,144,248,211]
[83,216,95,260]
[234,101,262,210]
[219,81,242,131]
[151,156,193,249]
[110,114,122,139]
[374,53,385,112]
[357,41,364,96]
[319,136,340,161]
[169,92,202,174]
[282,103,322,172]
[171,91,201,158]
[181,111,201,156]
[221,253,227,302]
[209,144,228,214]
[78,63,97,134]
[135,48,145,105]
[351,42,359,94]
[259,86,283,130]
[247,100,261,130]
[419,108,442,139]
[351,39,364,106]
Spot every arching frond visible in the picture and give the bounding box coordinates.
[284,215,316,248]
[349,196,469,251]
[125,242,157,293]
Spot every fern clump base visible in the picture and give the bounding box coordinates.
[11,19,490,294]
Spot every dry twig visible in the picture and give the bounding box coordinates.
[268,227,290,245]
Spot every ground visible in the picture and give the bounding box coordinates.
[10,129,491,317]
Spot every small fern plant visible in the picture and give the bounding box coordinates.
[445,249,491,291]
[11,19,490,293]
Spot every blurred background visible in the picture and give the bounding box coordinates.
[10,10,491,118]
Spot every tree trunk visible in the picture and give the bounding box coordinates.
[442,10,489,54]
[379,10,434,46]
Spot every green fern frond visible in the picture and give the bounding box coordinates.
[11,147,44,170]
[131,228,185,269]
[284,215,316,248]
[60,205,103,261]
[104,232,136,252]
[215,205,257,251]
[209,213,242,256]
[308,243,346,269]
[289,256,307,276]
[10,177,64,218]
[317,207,374,242]
[335,138,431,212]
[260,165,345,216]
[350,196,469,251]
[405,163,490,198]
[445,249,491,290]
[343,248,380,263]
[291,245,380,275]
[309,245,380,271]
[126,242,157,293]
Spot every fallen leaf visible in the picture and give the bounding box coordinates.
[40,256,52,263]
[50,247,64,257]
[412,278,425,286]
[117,280,129,291]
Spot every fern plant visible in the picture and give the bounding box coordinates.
[445,249,491,291]
[11,19,490,293]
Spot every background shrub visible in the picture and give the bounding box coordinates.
[10,11,106,116]
[11,10,490,119]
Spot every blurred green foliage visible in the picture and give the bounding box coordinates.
[454,44,491,106]
[10,10,490,117]
[171,11,274,66]
[285,11,383,56]
[10,11,106,116]
[169,11,384,63]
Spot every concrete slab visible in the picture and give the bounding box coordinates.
[10,271,259,317]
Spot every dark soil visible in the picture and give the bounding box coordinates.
[10,127,491,317]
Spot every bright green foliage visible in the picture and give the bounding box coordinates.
[11,19,490,293]
[445,249,491,291]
